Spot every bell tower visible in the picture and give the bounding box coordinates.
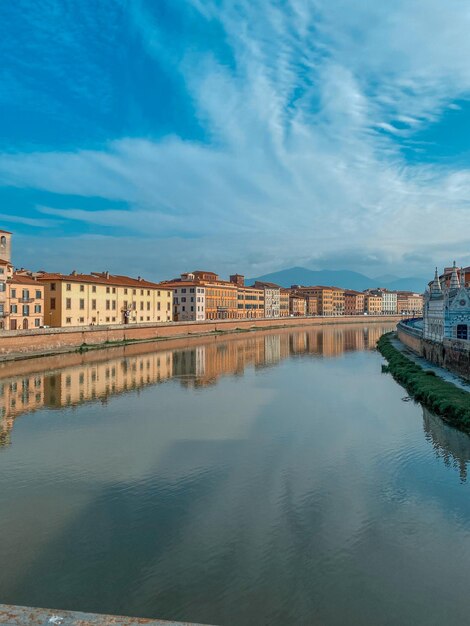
[0,230,11,263]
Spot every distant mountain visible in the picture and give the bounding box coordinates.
[247,267,426,292]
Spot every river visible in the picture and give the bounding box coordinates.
[1,323,470,625]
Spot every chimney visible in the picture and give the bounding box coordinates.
[71,270,77,276]
[105,271,110,279]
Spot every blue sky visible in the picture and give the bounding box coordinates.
[1,0,469,281]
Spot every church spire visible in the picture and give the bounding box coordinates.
[450,261,460,290]
[430,267,442,297]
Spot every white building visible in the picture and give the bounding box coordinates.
[381,290,397,314]
[254,282,280,318]
[424,262,470,342]
[172,283,206,321]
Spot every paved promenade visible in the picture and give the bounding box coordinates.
[391,334,470,393]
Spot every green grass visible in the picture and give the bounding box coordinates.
[377,332,470,431]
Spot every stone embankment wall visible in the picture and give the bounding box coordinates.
[0,315,401,361]
[397,321,470,381]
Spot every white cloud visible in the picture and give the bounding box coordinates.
[1,0,470,277]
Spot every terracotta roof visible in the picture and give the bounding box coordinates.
[10,274,43,286]
[0,229,12,234]
[253,281,281,289]
[0,259,12,266]
[37,272,167,289]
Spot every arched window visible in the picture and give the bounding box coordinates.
[0,236,6,247]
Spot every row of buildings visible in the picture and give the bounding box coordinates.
[0,229,424,330]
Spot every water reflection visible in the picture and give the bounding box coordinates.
[0,324,388,446]
[423,407,470,482]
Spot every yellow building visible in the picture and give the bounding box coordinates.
[280,289,290,317]
[364,294,382,315]
[37,271,173,327]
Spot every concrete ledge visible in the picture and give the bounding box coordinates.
[0,604,212,626]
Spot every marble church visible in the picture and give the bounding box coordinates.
[424,262,470,342]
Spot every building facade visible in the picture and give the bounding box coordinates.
[424,263,470,342]
[344,290,365,315]
[253,282,281,318]
[172,283,206,321]
[38,272,173,327]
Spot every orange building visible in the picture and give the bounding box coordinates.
[233,276,265,319]
[163,271,238,320]
[289,293,307,316]
[7,274,45,330]
[0,230,45,331]
[294,286,345,316]
[344,290,365,315]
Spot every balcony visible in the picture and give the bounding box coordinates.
[0,311,9,317]
[19,297,34,303]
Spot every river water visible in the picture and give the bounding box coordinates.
[1,324,470,626]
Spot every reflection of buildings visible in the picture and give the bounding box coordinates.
[0,324,394,445]
[422,407,470,482]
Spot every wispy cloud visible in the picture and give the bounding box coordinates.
[1,0,470,277]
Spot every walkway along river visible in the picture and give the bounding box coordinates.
[1,323,470,626]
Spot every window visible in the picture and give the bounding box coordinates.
[66,317,72,324]
[140,289,144,296]
[22,289,30,300]
[79,299,85,310]
[106,300,110,310]
[140,302,144,311]
[190,288,195,293]
[35,290,41,299]
[51,283,56,291]
[50,298,56,310]
[10,288,16,298]
[66,283,71,291]
[457,324,468,340]
[79,317,84,323]
[182,288,186,293]
[34,304,41,313]
[157,302,161,311]
[112,287,116,294]
[10,304,17,314]
[112,300,116,310]
[133,289,136,295]
[80,285,84,292]
[124,289,128,295]
[106,287,110,294]
[147,290,150,296]
[147,302,150,311]
[92,285,96,293]
[22,305,30,316]
[66,298,71,310]
[92,299,96,310]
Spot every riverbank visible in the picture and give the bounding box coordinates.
[0,315,401,362]
[378,332,470,431]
